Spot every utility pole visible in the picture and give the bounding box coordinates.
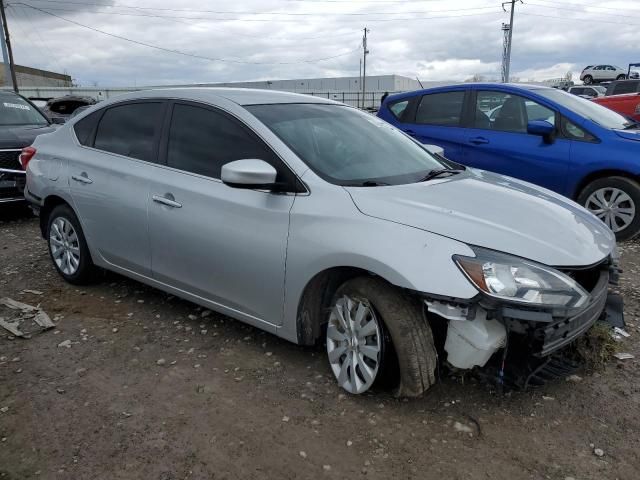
[501,0,521,83]
[361,27,369,109]
[0,0,18,92]
[358,57,362,108]
[500,23,510,83]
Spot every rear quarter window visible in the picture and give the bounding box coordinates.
[387,100,409,120]
[73,110,101,146]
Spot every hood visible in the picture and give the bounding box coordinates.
[614,129,640,142]
[346,169,615,267]
[0,124,56,149]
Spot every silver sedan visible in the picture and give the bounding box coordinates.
[24,88,620,396]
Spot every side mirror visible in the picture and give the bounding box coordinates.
[527,120,555,143]
[221,159,277,189]
[50,117,66,125]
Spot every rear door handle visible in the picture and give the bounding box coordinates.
[152,194,182,209]
[469,136,489,145]
[71,173,93,184]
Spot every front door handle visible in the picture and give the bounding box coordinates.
[469,136,489,145]
[71,173,93,184]
[152,194,182,209]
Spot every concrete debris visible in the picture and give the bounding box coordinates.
[593,448,604,457]
[613,352,634,360]
[156,359,166,366]
[22,289,43,295]
[453,421,473,433]
[299,451,307,459]
[0,406,8,413]
[0,297,55,338]
[566,374,582,383]
[57,340,72,348]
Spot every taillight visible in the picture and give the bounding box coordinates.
[635,103,640,115]
[19,146,36,170]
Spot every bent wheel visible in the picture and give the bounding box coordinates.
[326,277,437,397]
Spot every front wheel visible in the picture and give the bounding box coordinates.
[326,277,437,397]
[583,75,593,85]
[617,74,627,80]
[578,176,640,241]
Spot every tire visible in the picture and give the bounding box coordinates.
[577,176,640,241]
[325,277,437,397]
[583,75,593,85]
[617,74,627,81]
[46,204,97,284]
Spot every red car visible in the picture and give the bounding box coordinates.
[592,93,640,122]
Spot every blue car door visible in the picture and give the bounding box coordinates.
[460,89,571,193]
[394,89,469,162]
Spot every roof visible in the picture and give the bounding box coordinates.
[386,82,551,102]
[104,87,338,106]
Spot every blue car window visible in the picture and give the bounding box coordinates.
[475,91,554,133]
[388,100,409,120]
[415,91,464,126]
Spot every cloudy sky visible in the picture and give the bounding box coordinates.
[3,0,639,87]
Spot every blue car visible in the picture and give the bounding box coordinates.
[377,83,640,240]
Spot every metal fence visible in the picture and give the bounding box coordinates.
[301,91,400,110]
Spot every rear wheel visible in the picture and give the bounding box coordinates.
[47,204,97,284]
[617,74,627,80]
[326,277,437,397]
[578,176,640,241]
[583,75,593,85]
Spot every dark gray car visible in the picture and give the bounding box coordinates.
[0,91,55,205]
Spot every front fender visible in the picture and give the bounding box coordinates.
[278,184,478,343]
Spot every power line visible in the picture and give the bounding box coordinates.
[525,1,640,20]
[12,0,503,18]
[8,4,65,72]
[529,0,640,12]
[519,11,640,26]
[13,5,505,23]
[17,3,363,65]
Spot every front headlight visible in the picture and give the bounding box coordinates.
[454,248,590,308]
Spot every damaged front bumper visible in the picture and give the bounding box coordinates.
[425,258,623,370]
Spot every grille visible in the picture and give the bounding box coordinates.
[560,261,607,293]
[0,150,21,170]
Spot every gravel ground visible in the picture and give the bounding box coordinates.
[1,206,639,480]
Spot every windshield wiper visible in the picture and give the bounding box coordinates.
[416,168,464,182]
[359,180,391,187]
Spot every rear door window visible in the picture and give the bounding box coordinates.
[415,91,464,126]
[612,81,640,95]
[93,102,164,162]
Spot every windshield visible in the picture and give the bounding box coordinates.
[593,86,606,94]
[536,88,633,130]
[0,96,49,126]
[247,104,446,185]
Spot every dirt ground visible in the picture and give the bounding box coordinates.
[1,206,639,480]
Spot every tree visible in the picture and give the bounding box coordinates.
[465,73,486,82]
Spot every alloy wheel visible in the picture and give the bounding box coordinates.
[49,217,81,275]
[585,187,636,233]
[326,295,382,394]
